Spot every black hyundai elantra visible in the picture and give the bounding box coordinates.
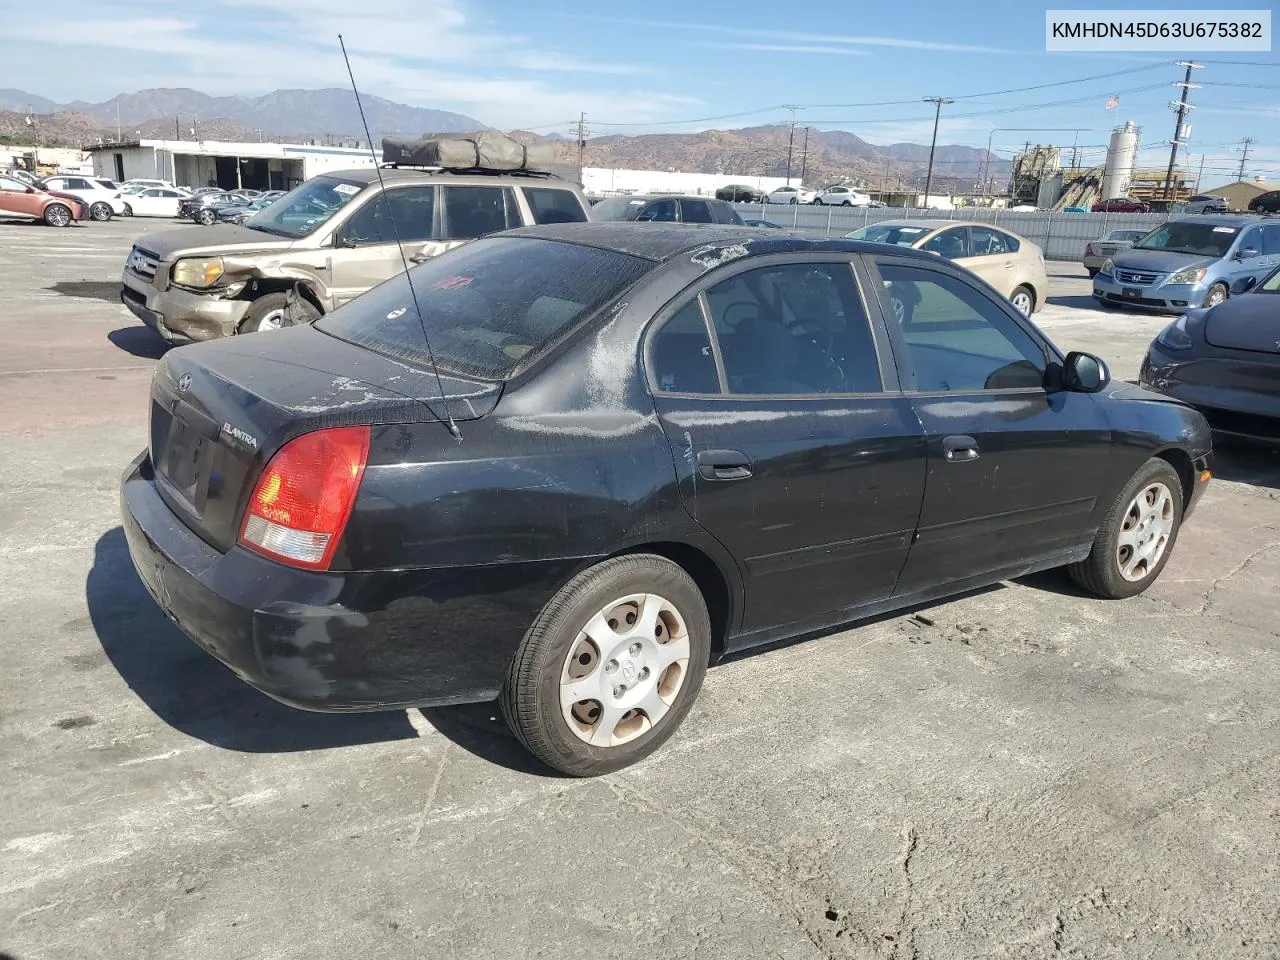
[1140,264,1280,443]
[122,224,1213,776]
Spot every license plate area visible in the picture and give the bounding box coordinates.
[159,417,214,515]
[1122,287,1143,299]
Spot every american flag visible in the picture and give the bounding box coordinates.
[1105,96,1119,110]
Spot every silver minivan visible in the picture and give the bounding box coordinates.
[120,168,592,343]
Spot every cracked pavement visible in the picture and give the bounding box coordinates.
[2,224,1279,959]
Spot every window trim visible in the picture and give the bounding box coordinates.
[642,252,901,399]
[865,254,1060,397]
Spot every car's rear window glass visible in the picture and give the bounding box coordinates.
[315,237,653,380]
[524,187,588,224]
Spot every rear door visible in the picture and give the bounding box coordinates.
[647,254,926,639]
[960,225,1017,297]
[868,255,1112,593]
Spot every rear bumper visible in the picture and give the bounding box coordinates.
[120,268,249,343]
[120,452,580,712]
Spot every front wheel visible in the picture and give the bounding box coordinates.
[237,293,292,334]
[1203,282,1228,308]
[43,203,72,227]
[841,200,852,207]
[1068,458,1183,599]
[500,555,710,777]
[122,203,133,217]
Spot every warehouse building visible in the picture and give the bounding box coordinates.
[86,139,376,191]
[1200,178,1280,211]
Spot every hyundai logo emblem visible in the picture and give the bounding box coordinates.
[177,373,192,393]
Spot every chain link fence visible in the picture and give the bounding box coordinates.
[735,202,1179,262]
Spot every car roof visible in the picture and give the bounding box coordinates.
[501,222,944,263]
[863,219,957,229]
[321,167,583,188]
[1168,214,1262,227]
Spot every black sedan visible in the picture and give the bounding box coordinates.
[1140,266,1280,442]
[121,224,1213,776]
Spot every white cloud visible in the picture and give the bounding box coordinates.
[0,0,687,129]
[692,42,870,56]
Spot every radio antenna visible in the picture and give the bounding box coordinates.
[338,34,461,441]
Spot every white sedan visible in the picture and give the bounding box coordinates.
[813,185,871,206]
[123,187,189,218]
[766,185,816,204]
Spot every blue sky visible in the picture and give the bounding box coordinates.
[4,0,1279,182]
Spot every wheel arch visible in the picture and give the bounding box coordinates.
[609,540,737,661]
[241,276,326,314]
[1153,445,1195,511]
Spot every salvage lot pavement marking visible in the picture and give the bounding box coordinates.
[1,218,1278,959]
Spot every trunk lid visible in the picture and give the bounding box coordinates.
[149,325,499,553]
[1204,295,1280,355]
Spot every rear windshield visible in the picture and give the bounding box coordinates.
[1134,222,1238,257]
[245,175,367,238]
[846,224,930,246]
[315,237,653,380]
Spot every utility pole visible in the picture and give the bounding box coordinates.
[175,116,180,141]
[1163,60,1202,201]
[116,102,122,142]
[576,112,587,184]
[799,126,810,183]
[921,97,953,209]
[783,105,800,184]
[1195,154,1206,192]
[1237,137,1253,181]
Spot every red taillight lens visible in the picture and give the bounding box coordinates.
[1085,243,1095,256]
[239,426,370,570]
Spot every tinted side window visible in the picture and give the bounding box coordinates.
[1261,225,1280,256]
[703,262,881,395]
[969,226,1010,256]
[680,199,713,223]
[921,228,967,259]
[340,186,436,245]
[875,262,1045,392]
[441,185,517,240]
[1238,226,1262,254]
[649,300,720,394]
[711,200,743,224]
[639,199,677,222]
[523,187,587,224]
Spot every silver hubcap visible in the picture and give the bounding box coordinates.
[560,593,690,748]
[1011,290,1033,315]
[256,308,286,331]
[1116,482,1175,582]
[1206,287,1225,307]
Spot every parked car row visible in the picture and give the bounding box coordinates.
[716,183,883,207]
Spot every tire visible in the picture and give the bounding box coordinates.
[1068,458,1183,599]
[237,293,292,334]
[500,554,711,777]
[1203,282,1228,308]
[122,203,133,217]
[1010,284,1035,316]
[43,203,72,227]
[89,201,113,222]
[1086,267,1098,278]
[196,208,217,226]
[841,200,852,207]
[814,198,824,205]
[789,197,798,205]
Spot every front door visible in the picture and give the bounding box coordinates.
[0,177,42,218]
[328,185,439,307]
[868,256,1113,594]
[647,256,927,639]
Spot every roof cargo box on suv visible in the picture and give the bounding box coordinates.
[381,133,554,173]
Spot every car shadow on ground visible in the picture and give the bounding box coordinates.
[107,326,169,359]
[48,281,121,302]
[1046,293,1107,311]
[87,527,418,753]
[420,701,562,777]
[1213,440,1280,490]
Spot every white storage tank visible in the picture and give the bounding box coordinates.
[1102,121,1139,199]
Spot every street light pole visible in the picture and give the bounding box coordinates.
[921,97,953,209]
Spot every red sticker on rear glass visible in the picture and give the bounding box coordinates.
[428,275,474,290]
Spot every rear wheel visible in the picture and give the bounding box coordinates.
[89,201,113,221]
[500,554,710,777]
[237,293,292,334]
[1203,282,1228,308]
[841,200,852,207]
[1068,458,1183,599]
[1010,284,1035,316]
[196,207,217,226]
[43,203,72,227]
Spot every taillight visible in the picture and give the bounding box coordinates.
[239,426,370,570]
[1085,243,1095,256]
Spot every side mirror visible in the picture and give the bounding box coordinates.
[1062,351,1110,393]
[335,234,358,249]
[1237,246,1259,260]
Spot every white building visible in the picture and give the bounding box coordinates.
[87,139,377,191]
[582,167,792,197]
[2,145,94,175]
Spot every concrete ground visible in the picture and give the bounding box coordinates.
[2,219,1278,960]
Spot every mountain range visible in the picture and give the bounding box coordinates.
[1,87,1009,190]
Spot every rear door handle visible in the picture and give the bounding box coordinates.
[697,449,752,481]
[942,435,979,462]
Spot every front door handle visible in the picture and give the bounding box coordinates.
[697,449,752,481]
[942,435,979,462]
